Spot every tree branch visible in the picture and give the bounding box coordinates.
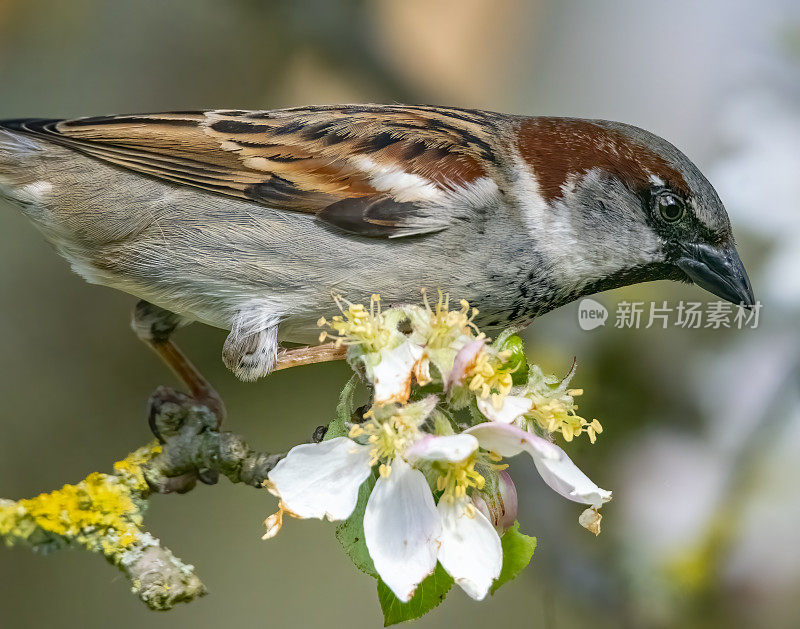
[0,386,287,610]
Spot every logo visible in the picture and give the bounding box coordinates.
[577,298,608,331]
[575,299,761,330]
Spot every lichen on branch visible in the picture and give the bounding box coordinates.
[0,386,284,610]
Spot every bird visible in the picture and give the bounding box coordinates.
[0,105,754,417]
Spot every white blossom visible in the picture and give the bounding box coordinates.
[466,422,612,507]
[265,408,503,601]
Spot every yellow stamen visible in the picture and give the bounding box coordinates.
[464,348,515,406]
[521,372,601,444]
[435,453,488,503]
[317,294,393,353]
[348,403,429,472]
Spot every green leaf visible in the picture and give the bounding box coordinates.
[330,376,378,577]
[491,521,537,594]
[496,333,529,385]
[378,563,454,626]
[335,474,377,578]
[324,375,360,440]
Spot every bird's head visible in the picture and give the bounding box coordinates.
[514,117,754,308]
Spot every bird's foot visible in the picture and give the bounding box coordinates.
[146,386,222,492]
[133,300,226,427]
[147,339,227,427]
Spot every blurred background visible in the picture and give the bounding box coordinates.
[0,1,798,627]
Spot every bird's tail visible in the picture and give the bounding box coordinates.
[0,119,52,154]
[0,120,54,206]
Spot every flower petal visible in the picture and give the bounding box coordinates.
[471,469,518,533]
[466,422,612,507]
[363,457,441,602]
[445,338,485,390]
[413,353,432,386]
[532,445,612,507]
[437,498,502,600]
[370,341,425,404]
[465,421,559,460]
[406,434,479,463]
[579,507,602,536]
[267,437,372,521]
[477,395,533,424]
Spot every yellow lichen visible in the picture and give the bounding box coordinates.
[17,472,140,548]
[0,442,162,558]
[114,441,162,492]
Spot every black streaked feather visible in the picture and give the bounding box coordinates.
[317,196,446,238]
[210,120,269,134]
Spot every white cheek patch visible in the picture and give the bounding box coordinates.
[512,170,596,280]
[508,151,662,288]
[508,153,550,237]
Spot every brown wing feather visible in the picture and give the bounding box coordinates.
[6,105,506,236]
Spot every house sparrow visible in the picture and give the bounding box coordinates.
[0,105,754,394]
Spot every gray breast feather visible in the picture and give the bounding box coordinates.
[0,138,546,342]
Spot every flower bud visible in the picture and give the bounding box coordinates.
[471,470,518,533]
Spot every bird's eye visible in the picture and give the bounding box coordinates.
[654,192,685,223]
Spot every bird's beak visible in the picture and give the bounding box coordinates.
[676,242,755,307]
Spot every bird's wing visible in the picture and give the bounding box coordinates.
[7,105,506,238]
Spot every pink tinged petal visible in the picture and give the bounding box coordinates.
[532,445,612,507]
[471,493,491,524]
[445,338,485,390]
[465,421,560,460]
[267,437,372,521]
[477,395,533,424]
[363,457,441,602]
[406,434,479,463]
[495,470,519,530]
[437,498,502,601]
[472,470,518,533]
[466,422,612,507]
[371,341,425,404]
